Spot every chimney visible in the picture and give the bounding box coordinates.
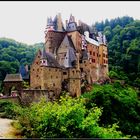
[73,16,75,22]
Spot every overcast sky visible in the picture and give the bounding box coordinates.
[0,1,140,45]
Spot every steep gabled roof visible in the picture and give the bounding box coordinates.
[57,35,77,68]
[41,48,60,68]
[67,36,76,50]
[4,74,23,82]
[58,35,76,51]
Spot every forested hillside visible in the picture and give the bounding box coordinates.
[93,16,140,88]
[0,38,43,90]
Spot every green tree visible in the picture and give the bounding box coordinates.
[16,96,126,138]
[82,84,140,138]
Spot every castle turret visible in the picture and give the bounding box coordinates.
[66,14,77,32]
[44,17,54,34]
[40,48,48,66]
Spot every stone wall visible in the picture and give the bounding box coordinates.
[20,89,60,105]
[41,67,62,91]
[30,50,42,89]
[68,68,81,97]
[3,81,23,96]
[99,44,108,66]
[67,31,82,53]
[87,43,99,67]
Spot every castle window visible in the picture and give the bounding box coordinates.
[104,59,105,63]
[84,61,86,63]
[97,53,98,57]
[51,75,52,78]
[79,60,82,63]
[103,53,105,57]
[92,59,95,63]
[53,83,55,86]
[36,62,39,65]
[106,54,108,58]
[36,75,38,77]
[72,70,75,75]
[63,72,67,75]
[90,51,92,55]
[33,69,34,71]
[93,52,95,56]
[37,69,39,72]
[80,68,83,72]
[43,60,46,63]
[56,76,58,78]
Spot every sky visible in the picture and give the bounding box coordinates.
[0,1,140,45]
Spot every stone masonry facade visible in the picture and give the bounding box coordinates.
[30,13,109,97]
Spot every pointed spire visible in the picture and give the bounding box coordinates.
[66,14,77,31]
[69,14,75,23]
[52,13,65,31]
[45,16,55,33]
[40,48,48,66]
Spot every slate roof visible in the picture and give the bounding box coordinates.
[4,74,23,82]
[19,65,29,80]
[67,36,76,50]
[41,48,60,67]
[59,35,76,68]
[53,15,58,31]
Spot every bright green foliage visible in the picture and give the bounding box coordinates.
[0,100,21,119]
[22,81,30,89]
[16,96,125,138]
[82,83,140,138]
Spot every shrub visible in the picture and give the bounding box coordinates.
[15,95,126,138]
[82,83,140,137]
[0,100,21,119]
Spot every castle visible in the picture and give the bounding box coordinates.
[30,13,108,97]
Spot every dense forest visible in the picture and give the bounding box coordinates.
[0,16,140,138]
[93,16,140,88]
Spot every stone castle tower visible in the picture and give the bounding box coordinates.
[30,13,108,98]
